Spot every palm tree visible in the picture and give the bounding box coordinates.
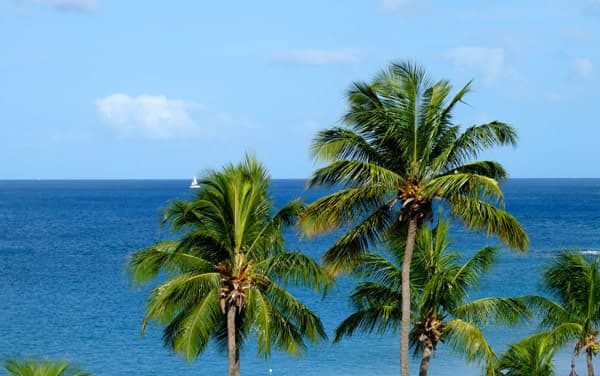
[334,216,529,376]
[496,333,558,376]
[129,155,328,376]
[525,251,600,376]
[3,359,90,376]
[301,61,529,375]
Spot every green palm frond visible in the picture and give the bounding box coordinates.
[308,160,402,189]
[444,319,497,376]
[320,206,396,274]
[497,333,557,376]
[164,290,222,360]
[452,246,498,290]
[263,282,327,346]
[257,251,331,291]
[3,359,91,376]
[300,186,392,236]
[142,272,222,330]
[517,295,571,328]
[128,241,214,285]
[311,127,383,164]
[446,195,528,251]
[425,173,505,206]
[349,281,401,310]
[334,306,402,342]
[354,253,401,286]
[453,297,530,327]
[450,161,508,180]
[444,121,518,167]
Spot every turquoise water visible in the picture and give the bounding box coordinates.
[1,179,599,375]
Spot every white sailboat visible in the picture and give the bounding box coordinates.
[190,176,200,189]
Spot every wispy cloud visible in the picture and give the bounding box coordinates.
[274,49,359,65]
[379,0,430,14]
[381,0,410,11]
[573,57,593,78]
[444,47,504,87]
[95,94,202,139]
[20,0,98,12]
[560,26,594,43]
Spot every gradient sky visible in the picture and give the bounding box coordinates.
[1,0,599,179]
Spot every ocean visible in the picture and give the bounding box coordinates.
[0,179,599,375]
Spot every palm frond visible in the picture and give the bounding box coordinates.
[334,306,402,342]
[308,160,401,190]
[444,319,497,376]
[128,241,214,285]
[3,359,91,376]
[320,206,396,274]
[311,127,383,164]
[453,297,530,327]
[446,195,529,251]
[257,251,331,291]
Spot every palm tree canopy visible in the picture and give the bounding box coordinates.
[496,333,557,376]
[301,61,528,274]
[128,155,328,361]
[334,216,529,374]
[521,251,600,361]
[3,359,90,376]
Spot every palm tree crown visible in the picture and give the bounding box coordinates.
[496,333,557,376]
[301,61,528,376]
[129,155,328,376]
[3,359,90,376]
[526,251,600,376]
[334,217,528,376]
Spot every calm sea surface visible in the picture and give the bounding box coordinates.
[1,179,599,375]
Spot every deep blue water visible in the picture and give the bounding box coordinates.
[1,179,599,375]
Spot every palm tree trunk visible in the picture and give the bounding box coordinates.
[587,349,594,376]
[419,344,433,376]
[227,304,240,376]
[401,217,418,376]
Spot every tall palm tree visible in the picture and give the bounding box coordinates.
[129,155,328,376]
[334,216,529,376]
[525,251,600,376]
[3,359,90,376]
[496,333,558,376]
[301,61,529,375]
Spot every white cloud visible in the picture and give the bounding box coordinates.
[444,47,504,87]
[21,0,98,11]
[95,94,202,139]
[573,57,593,78]
[274,49,359,65]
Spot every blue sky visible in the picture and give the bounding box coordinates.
[1,0,599,178]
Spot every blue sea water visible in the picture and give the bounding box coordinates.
[1,179,599,375]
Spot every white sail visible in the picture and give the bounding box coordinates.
[190,176,200,188]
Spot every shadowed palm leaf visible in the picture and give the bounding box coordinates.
[301,61,528,376]
[129,155,328,376]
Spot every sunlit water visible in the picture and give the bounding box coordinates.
[1,179,599,375]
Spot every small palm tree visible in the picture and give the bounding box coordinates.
[525,251,600,376]
[300,61,528,376]
[129,155,328,376]
[3,359,90,376]
[334,216,528,376]
[496,333,557,376]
